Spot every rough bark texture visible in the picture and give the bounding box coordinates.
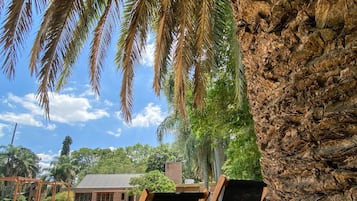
[231,0,357,200]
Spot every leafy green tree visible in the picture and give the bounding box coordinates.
[124,144,152,173]
[49,136,76,184]
[50,155,77,184]
[70,148,102,181]
[85,147,137,174]
[129,170,176,195]
[0,145,39,178]
[146,144,182,173]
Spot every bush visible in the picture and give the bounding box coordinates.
[129,170,176,195]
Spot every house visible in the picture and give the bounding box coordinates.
[73,174,142,201]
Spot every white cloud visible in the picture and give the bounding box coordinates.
[1,92,109,128]
[107,128,122,137]
[0,112,44,127]
[0,123,9,138]
[104,99,114,107]
[79,84,96,98]
[129,103,165,127]
[141,41,155,67]
[37,152,58,170]
[48,93,109,124]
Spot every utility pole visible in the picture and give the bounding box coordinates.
[10,123,17,145]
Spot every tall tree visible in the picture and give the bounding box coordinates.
[60,136,72,156]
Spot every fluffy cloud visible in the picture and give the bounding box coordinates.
[107,128,122,137]
[141,41,155,67]
[0,92,109,128]
[0,112,44,127]
[130,103,165,127]
[37,152,58,171]
[48,93,109,124]
[0,123,9,138]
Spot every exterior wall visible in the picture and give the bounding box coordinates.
[74,188,134,201]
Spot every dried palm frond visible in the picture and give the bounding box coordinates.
[116,0,156,122]
[193,0,215,110]
[33,0,85,118]
[56,0,108,91]
[153,0,174,96]
[89,0,120,95]
[172,0,195,118]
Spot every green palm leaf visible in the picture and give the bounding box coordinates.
[0,0,33,78]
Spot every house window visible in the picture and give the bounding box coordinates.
[97,192,114,201]
[75,193,92,201]
[121,193,125,200]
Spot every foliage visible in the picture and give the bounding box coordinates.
[60,136,73,156]
[129,170,176,195]
[0,144,40,178]
[146,144,182,173]
[0,195,26,201]
[43,191,74,201]
[72,144,154,184]
[85,148,137,174]
[49,155,77,184]
[222,126,262,180]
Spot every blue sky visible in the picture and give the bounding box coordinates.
[0,16,172,170]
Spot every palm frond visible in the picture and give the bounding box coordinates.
[35,0,84,118]
[56,0,106,91]
[89,0,120,95]
[34,0,48,12]
[0,0,32,79]
[172,0,195,118]
[214,0,244,107]
[152,0,174,95]
[116,0,156,122]
[30,1,55,74]
[156,114,178,143]
[193,0,215,109]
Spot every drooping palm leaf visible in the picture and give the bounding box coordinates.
[153,0,174,96]
[89,0,120,95]
[156,114,178,143]
[213,0,244,107]
[193,0,215,109]
[116,0,156,122]
[34,0,85,118]
[172,0,195,118]
[0,0,32,79]
[56,0,108,91]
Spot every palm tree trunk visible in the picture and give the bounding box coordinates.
[213,138,225,181]
[231,0,357,200]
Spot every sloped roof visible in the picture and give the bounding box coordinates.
[75,174,142,189]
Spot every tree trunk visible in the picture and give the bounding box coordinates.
[213,138,225,181]
[231,0,357,200]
